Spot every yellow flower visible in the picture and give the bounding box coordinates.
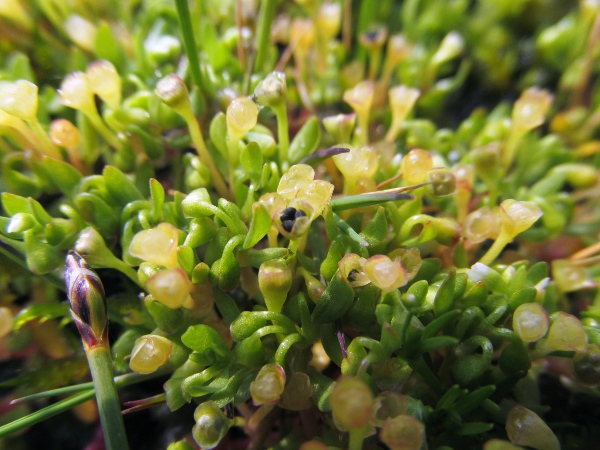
[258,164,334,238]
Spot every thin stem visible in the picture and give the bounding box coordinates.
[348,424,368,450]
[479,233,511,267]
[274,104,290,171]
[86,346,130,450]
[253,0,277,74]
[342,0,352,50]
[28,119,62,159]
[84,110,124,151]
[174,0,205,91]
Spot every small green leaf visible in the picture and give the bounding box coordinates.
[360,206,388,246]
[240,142,263,174]
[41,157,82,198]
[103,166,145,206]
[24,230,61,274]
[455,422,494,436]
[95,22,125,68]
[2,192,29,216]
[311,271,355,325]
[289,116,321,163]
[422,309,461,340]
[243,203,271,249]
[181,325,230,364]
[13,303,71,330]
[434,270,456,316]
[209,112,228,157]
[419,336,459,353]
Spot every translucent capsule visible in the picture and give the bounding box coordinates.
[363,255,408,293]
[0,80,38,120]
[512,302,549,343]
[505,405,559,450]
[330,376,374,431]
[379,415,425,450]
[371,392,409,427]
[86,60,122,110]
[541,312,587,353]
[145,268,192,309]
[343,81,375,118]
[59,72,95,113]
[512,88,553,135]
[129,334,172,374]
[250,363,286,405]
[401,149,433,186]
[129,223,180,268]
[192,401,231,449]
[499,199,543,238]
[572,344,600,386]
[50,119,81,148]
[226,96,258,138]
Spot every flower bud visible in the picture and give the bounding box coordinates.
[385,34,411,68]
[506,405,559,450]
[155,74,189,109]
[258,260,292,313]
[50,119,81,148]
[60,72,95,113]
[333,146,379,189]
[512,87,553,135]
[572,344,600,386]
[322,113,356,143]
[401,149,433,185]
[254,72,287,109]
[380,415,425,450]
[192,401,231,449]
[0,306,14,338]
[512,303,549,343]
[430,31,464,68]
[64,251,108,350]
[250,363,286,405]
[226,96,258,138]
[129,222,180,268]
[0,80,38,120]
[146,268,192,309]
[385,85,420,142]
[86,60,122,110]
[343,81,374,119]
[331,376,374,431]
[64,15,97,52]
[359,26,388,50]
[129,334,172,374]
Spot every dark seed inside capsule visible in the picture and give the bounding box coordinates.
[347,269,360,281]
[280,207,307,233]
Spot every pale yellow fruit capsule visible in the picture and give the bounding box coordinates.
[309,340,331,372]
[250,363,286,405]
[463,207,501,244]
[541,312,588,353]
[146,268,192,309]
[0,80,38,120]
[379,415,425,450]
[512,303,549,343]
[401,149,433,185]
[512,88,553,135]
[343,80,375,118]
[552,259,596,292]
[0,306,14,338]
[64,15,98,53]
[331,376,374,431]
[129,334,172,374]
[316,2,342,40]
[129,222,180,268]
[385,85,420,142]
[363,255,408,293]
[86,60,122,110]
[333,146,379,190]
[506,405,559,450]
[226,97,258,138]
[50,119,81,148]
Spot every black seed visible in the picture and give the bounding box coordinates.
[347,269,360,281]
[280,207,297,222]
[294,209,307,219]
[282,219,294,232]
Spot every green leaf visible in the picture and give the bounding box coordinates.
[164,377,188,412]
[103,166,144,206]
[331,193,413,212]
[419,336,459,353]
[360,206,388,246]
[181,324,230,364]
[422,309,461,340]
[311,271,355,325]
[13,303,71,330]
[243,203,271,249]
[240,141,263,174]
[209,112,228,157]
[289,116,321,163]
[455,422,494,436]
[95,22,125,68]
[434,270,456,316]
[24,230,61,274]
[41,157,82,198]
[1,192,29,216]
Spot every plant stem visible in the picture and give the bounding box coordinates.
[479,233,510,266]
[253,0,277,74]
[86,346,129,450]
[274,104,290,171]
[174,0,205,91]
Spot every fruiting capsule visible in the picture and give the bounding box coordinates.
[463,207,501,243]
[50,119,81,148]
[192,401,231,449]
[129,223,180,268]
[145,268,192,309]
[59,72,96,113]
[385,85,420,142]
[572,344,600,386]
[254,72,287,109]
[513,303,549,343]
[343,81,374,119]
[155,74,188,108]
[363,255,408,293]
[371,392,409,427]
[401,149,433,186]
[226,96,259,138]
[250,363,286,405]
[379,415,425,450]
[315,2,342,40]
[428,168,456,197]
[330,376,374,431]
[64,15,97,53]
[539,312,587,353]
[258,260,292,313]
[129,334,172,374]
[512,88,553,135]
[505,405,559,450]
[499,199,543,238]
[0,80,38,120]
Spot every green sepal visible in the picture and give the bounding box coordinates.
[360,206,388,247]
[311,270,355,325]
[181,325,230,365]
[434,270,456,316]
[243,203,271,250]
[289,116,321,163]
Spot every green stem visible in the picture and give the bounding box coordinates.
[479,233,511,266]
[253,0,277,74]
[348,424,368,450]
[275,333,303,367]
[84,110,124,151]
[27,119,62,159]
[174,0,205,91]
[274,104,290,171]
[86,346,130,450]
